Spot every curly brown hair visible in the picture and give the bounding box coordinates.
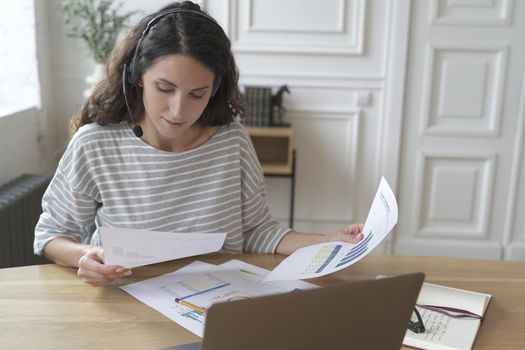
[71,1,244,134]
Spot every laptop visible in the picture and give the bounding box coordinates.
[160,273,424,350]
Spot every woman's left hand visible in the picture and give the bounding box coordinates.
[325,224,364,244]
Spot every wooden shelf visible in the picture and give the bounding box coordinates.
[246,127,293,137]
[246,126,296,227]
[260,163,293,176]
[246,127,293,175]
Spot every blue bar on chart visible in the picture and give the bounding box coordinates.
[335,232,374,268]
[180,282,231,300]
[315,244,342,273]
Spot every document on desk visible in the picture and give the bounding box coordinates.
[403,282,492,350]
[100,227,226,268]
[265,176,398,281]
[120,259,316,337]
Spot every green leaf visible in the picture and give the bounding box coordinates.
[58,0,140,63]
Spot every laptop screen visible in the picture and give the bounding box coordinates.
[161,273,424,350]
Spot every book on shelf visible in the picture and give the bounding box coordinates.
[241,86,272,127]
[403,281,492,350]
[243,86,254,126]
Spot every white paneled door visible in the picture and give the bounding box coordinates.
[394,0,525,260]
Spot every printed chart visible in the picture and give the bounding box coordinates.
[265,177,398,281]
[121,260,315,337]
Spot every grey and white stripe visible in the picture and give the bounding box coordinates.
[34,121,291,256]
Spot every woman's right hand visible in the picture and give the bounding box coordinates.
[77,246,132,286]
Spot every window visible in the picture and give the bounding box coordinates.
[0,0,41,117]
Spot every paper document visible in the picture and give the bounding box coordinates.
[100,227,226,268]
[403,282,492,350]
[120,259,316,336]
[265,177,398,281]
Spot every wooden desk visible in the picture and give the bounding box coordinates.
[1,254,524,349]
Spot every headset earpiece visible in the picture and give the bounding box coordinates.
[126,37,143,87]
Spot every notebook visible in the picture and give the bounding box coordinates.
[403,282,492,350]
[159,273,425,350]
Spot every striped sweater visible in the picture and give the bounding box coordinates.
[34,121,291,256]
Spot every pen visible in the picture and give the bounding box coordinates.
[175,298,207,314]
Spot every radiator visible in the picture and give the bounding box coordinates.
[0,174,52,268]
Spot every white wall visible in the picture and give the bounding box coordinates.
[208,0,393,246]
[3,0,523,260]
[0,109,43,185]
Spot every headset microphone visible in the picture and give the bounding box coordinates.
[132,124,144,138]
[122,63,143,138]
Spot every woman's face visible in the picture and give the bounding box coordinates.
[139,54,215,148]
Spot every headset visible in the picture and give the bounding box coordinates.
[123,8,224,138]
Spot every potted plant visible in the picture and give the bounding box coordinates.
[58,0,138,97]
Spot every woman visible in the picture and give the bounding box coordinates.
[34,1,363,286]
